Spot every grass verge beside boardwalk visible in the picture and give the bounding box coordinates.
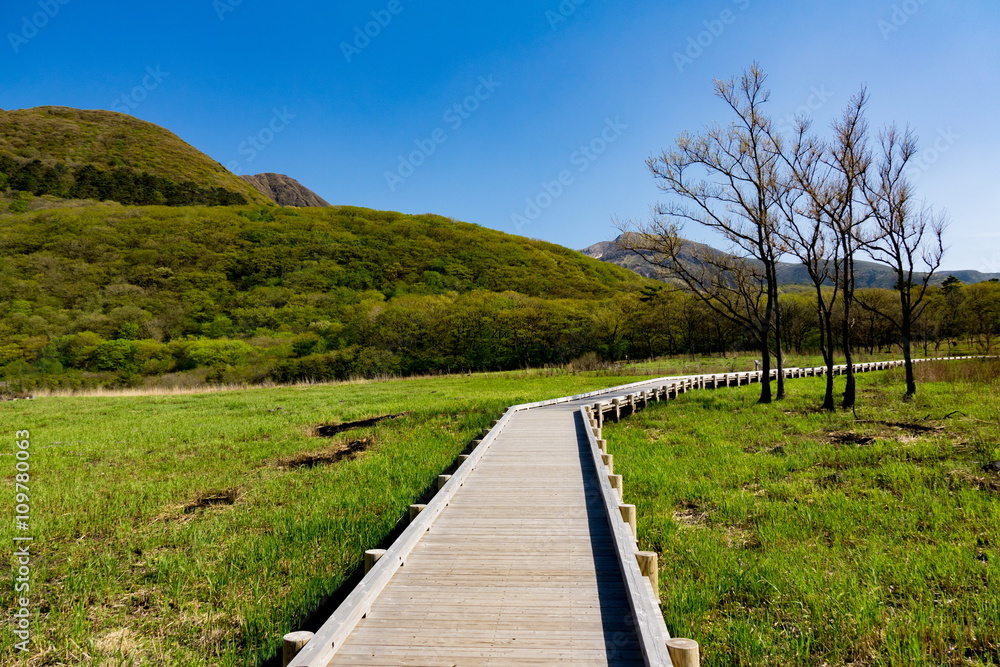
[0,371,647,666]
[606,360,1000,666]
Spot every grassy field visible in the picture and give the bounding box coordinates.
[0,368,679,666]
[605,359,1000,666]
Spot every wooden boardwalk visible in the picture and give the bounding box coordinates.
[329,407,644,666]
[288,358,951,667]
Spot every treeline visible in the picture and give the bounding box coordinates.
[0,153,248,207]
[0,195,995,393]
[0,201,650,391]
[2,271,996,392]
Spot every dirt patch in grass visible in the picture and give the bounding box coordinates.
[274,437,375,469]
[951,469,1000,493]
[183,489,239,514]
[830,431,877,446]
[672,500,711,526]
[313,412,409,437]
[856,419,941,433]
[93,627,143,658]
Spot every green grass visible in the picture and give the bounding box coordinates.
[0,370,652,666]
[605,360,1000,666]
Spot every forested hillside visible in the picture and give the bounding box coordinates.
[1,196,997,394]
[0,199,660,391]
[0,106,268,206]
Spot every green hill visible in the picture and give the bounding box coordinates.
[0,106,269,205]
[0,200,652,390]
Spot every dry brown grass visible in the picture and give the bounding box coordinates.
[912,358,1000,384]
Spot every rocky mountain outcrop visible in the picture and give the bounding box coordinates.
[240,173,331,207]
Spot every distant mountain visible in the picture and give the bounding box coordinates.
[0,106,270,205]
[580,234,1000,289]
[240,173,331,207]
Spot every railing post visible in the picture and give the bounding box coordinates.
[619,504,637,538]
[609,474,623,500]
[666,638,701,667]
[282,631,315,667]
[635,551,658,602]
[364,549,386,574]
[408,504,426,522]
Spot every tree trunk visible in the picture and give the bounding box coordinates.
[820,308,836,411]
[841,254,856,410]
[842,313,856,409]
[772,279,786,400]
[901,309,916,400]
[758,331,772,404]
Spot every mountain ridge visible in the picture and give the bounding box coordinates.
[580,234,1000,289]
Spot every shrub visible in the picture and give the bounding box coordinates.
[89,339,137,371]
[188,339,254,368]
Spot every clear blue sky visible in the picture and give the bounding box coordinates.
[3,0,997,272]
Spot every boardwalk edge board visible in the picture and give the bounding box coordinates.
[580,404,674,666]
[285,355,983,667]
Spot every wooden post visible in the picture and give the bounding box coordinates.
[594,403,604,427]
[636,551,658,602]
[602,453,613,473]
[609,474,623,500]
[436,475,451,491]
[408,504,426,522]
[612,398,621,422]
[597,438,607,453]
[364,549,386,574]
[458,454,470,463]
[666,638,701,667]
[282,631,315,667]
[619,503,637,537]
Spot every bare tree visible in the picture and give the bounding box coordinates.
[775,144,841,409]
[781,90,871,408]
[858,125,947,399]
[617,64,785,403]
